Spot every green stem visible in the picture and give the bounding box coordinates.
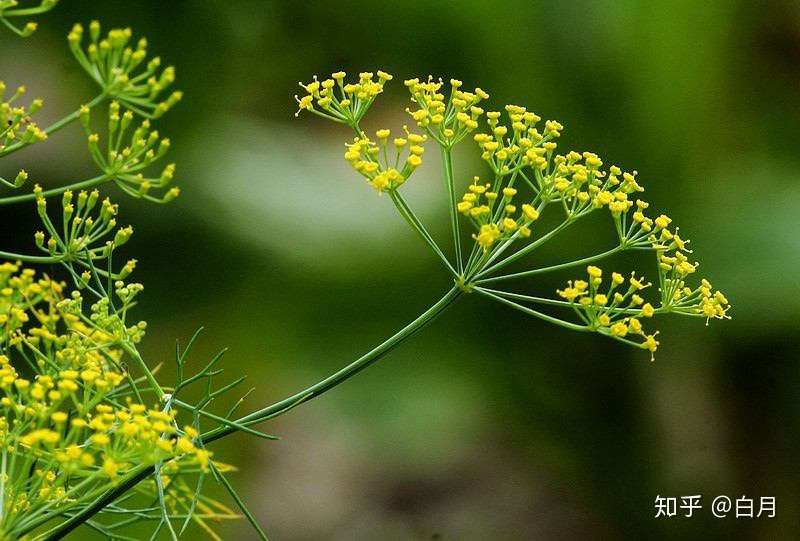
[3,4,57,16]
[0,250,61,264]
[440,147,462,274]
[204,286,462,441]
[209,462,270,541]
[0,16,23,36]
[172,399,278,441]
[0,174,109,206]
[474,288,572,310]
[477,245,625,284]
[475,287,588,332]
[474,219,572,279]
[477,287,680,317]
[39,287,462,539]
[349,122,455,276]
[389,190,456,276]
[0,448,5,526]
[0,93,107,158]
[120,342,165,401]
[45,94,107,136]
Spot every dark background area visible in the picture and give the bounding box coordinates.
[1,1,799,539]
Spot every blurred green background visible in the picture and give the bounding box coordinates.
[2,0,799,539]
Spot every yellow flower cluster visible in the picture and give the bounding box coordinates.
[553,154,619,204]
[632,210,729,321]
[556,259,730,357]
[557,265,660,357]
[657,266,730,323]
[458,178,541,250]
[0,15,242,537]
[472,104,562,176]
[32,188,139,275]
[697,279,730,322]
[68,21,182,118]
[295,70,392,125]
[343,128,427,193]
[0,264,209,531]
[296,69,731,360]
[525,151,647,223]
[0,82,47,154]
[79,101,180,203]
[0,262,63,347]
[404,76,490,147]
[516,145,685,251]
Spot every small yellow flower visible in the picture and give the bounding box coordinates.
[587,266,602,279]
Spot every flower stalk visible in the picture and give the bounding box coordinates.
[440,147,463,274]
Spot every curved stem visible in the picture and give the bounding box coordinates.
[3,3,59,16]
[204,286,462,441]
[39,287,462,539]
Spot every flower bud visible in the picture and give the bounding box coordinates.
[13,170,27,188]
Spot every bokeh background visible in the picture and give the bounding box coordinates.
[2,0,799,539]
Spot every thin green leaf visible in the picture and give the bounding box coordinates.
[210,462,269,541]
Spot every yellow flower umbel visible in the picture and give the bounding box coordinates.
[295,70,392,125]
[0,82,47,158]
[472,104,561,177]
[554,262,729,359]
[0,13,255,539]
[79,101,180,203]
[0,264,213,536]
[404,76,489,148]
[298,68,730,360]
[458,178,539,251]
[343,128,427,193]
[68,21,182,118]
[31,188,141,277]
[556,266,661,359]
